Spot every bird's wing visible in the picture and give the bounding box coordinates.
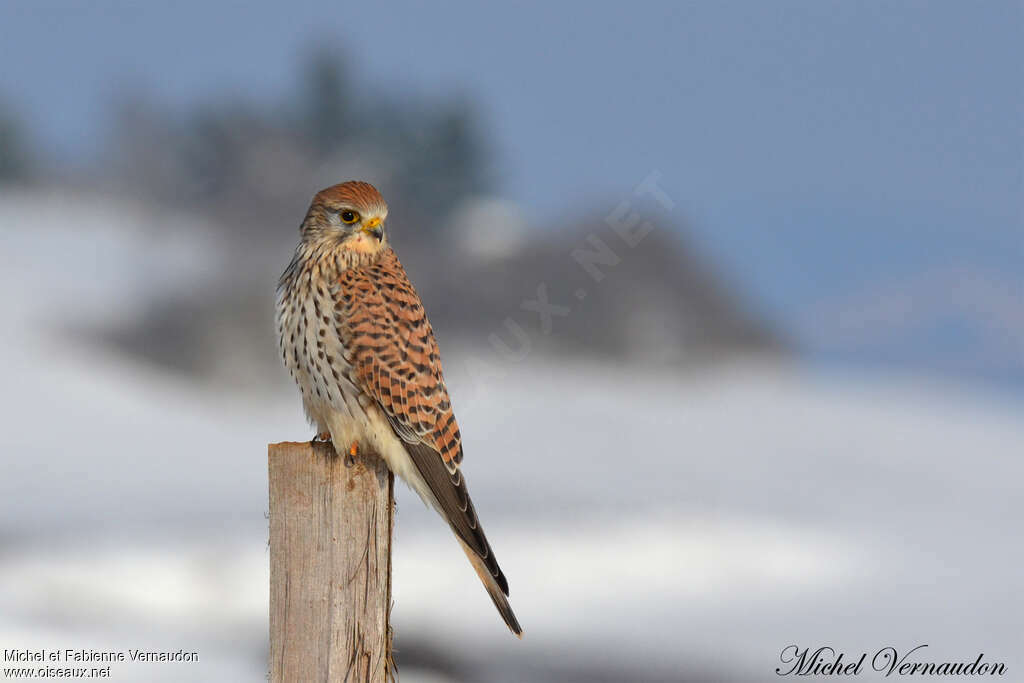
[332,248,521,635]
[333,248,462,466]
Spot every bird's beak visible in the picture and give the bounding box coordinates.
[362,216,383,242]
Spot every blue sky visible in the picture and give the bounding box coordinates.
[2,0,1021,385]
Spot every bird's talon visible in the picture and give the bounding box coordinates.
[344,441,359,467]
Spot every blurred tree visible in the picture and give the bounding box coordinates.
[104,95,190,203]
[395,101,493,221]
[299,49,353,156]
[179,105,260,201]
[0,102,33,183]
[97,50,494,243]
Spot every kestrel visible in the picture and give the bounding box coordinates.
[276,181,522,637]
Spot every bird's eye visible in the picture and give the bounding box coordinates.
[340,210,360,224]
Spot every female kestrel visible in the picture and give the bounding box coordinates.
[276,181,522,637]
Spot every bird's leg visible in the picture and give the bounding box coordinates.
[344,440,359,468]
[310,431,332,445]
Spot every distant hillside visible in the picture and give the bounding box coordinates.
[82,197,784,387]
[408,211,785,366]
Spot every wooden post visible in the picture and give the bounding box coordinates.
[268,441,395,682]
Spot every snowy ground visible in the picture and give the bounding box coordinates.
[1,192,1021,681]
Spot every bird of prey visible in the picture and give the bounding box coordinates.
[276,181,522,637]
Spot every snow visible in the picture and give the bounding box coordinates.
[1,191,1021,681]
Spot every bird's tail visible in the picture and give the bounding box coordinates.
[403,441,523,637]
[457,537,523,638]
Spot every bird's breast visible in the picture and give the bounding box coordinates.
[276,258,365,432]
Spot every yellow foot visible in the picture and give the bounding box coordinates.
[310,431,332,445]
[344,440,359,468]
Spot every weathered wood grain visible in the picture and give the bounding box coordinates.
[269,441,394,682]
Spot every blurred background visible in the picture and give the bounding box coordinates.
[1,1,1021,681]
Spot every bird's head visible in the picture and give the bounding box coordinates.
[300,181,389,254]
